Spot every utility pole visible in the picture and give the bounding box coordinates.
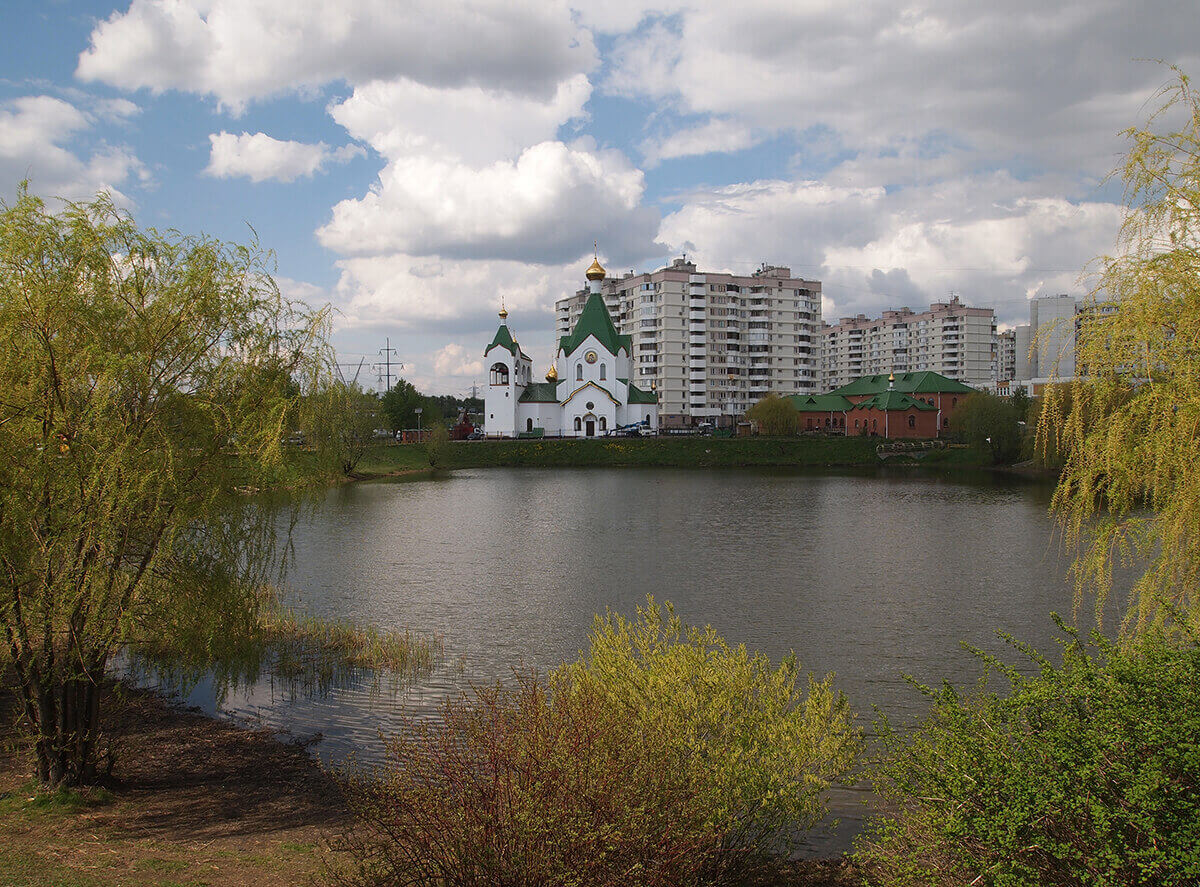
[374,338,403,393]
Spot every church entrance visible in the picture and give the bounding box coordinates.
[585,419,595,437]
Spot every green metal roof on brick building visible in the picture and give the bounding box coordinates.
[558,292,632,357]
[829,371,975,397]
[850,391,937,411]
[786,393,853,412]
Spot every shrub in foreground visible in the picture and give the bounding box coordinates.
[335,673,714,887]
[856,619,1200,886]
[336,600,860,887]
[562,599,860,864]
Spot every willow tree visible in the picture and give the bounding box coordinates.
[0,188,332,786]
[1039,67,1200,631]
[747,393,799,436]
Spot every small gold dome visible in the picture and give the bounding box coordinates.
[546,363,558,382]
[585,256,606,281]
[499,305,508,320]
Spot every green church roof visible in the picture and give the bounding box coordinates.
[518,381,563,403]
[787,393,853,412]
[486,323,519,356]
[830,371,975,396]
[558,292,631,357]
[851,391,937,411]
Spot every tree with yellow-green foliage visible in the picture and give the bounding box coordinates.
[746,393,799,436]
[1039,67,1200,632]
[0,187,334,786]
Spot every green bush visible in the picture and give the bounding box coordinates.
[336,600,860,887]
[562,598,860,865]
[856,618,1200,886]
[336,672,715,887]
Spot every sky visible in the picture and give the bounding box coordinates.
[2,1,1195,396]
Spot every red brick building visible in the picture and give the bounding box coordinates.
[845,391,939,438]
[828,371,974,435]
[785,370,976,438]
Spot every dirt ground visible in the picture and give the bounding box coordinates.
[0,682,861,887]
[0,683,353,887]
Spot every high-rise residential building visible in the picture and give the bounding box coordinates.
[821,296,997,390]
[997,329,1017,383]
[555,258,822,422]
[1011,293,1117,387]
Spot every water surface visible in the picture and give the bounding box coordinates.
[140,467,1119,854]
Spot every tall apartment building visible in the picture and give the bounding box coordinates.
[556,258,822,420]
[997,329,1017,383]
[1012,293,1116,386]
[821,296,997,390]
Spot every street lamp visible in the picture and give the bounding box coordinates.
[415,407,423,441]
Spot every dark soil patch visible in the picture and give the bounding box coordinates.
[0,679,351,886]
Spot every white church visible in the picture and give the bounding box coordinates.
[483,255,659,438]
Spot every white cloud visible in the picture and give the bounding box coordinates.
[433,343,484,379]
[658,172,1124,327]
[327,250,581,392]
[603,1,1200,179]
[205,131,363,183]
[0,96,145,204]
[329,74,591,165]
[94,97,141,120]
[330,251,584,330]
[77,0,596,111]
[318,140,660,263]
[641,117,762,166]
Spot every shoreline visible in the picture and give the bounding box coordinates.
[339,436,1032,482]
[1,679,860,886]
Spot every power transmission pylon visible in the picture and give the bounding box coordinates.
[373,338,404,393]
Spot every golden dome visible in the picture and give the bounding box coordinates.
[585,256,606,281]
[546,363,558,382]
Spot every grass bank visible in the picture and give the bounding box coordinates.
[345,435,994,476]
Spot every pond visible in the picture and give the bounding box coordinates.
[129,466,1122,855]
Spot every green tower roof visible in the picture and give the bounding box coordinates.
[485,323,519,356]
[558,292,631,357]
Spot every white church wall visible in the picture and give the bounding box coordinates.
[563,334,627,406]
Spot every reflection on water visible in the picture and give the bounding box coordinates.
[127,466,1126,855]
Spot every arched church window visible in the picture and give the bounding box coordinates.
[489,362,509,386]
[908,415,915,428]
[527,418,533,432]
[599,364,606,380]
[576,363,583,380]
[574,417,582,432]
[599,417,607,431]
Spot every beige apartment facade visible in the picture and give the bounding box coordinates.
[822,296,997,390]
[556,258,822,422]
